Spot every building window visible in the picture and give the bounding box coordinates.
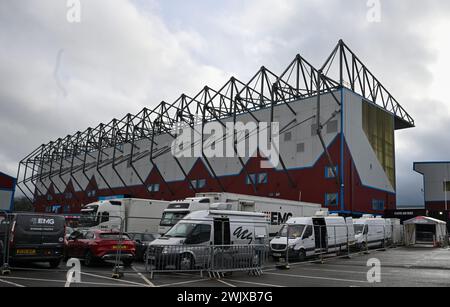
[148,184,160,193]
[311,124,318,136]
[325,193,339,207]
[87,190,96,198]
[284,132,292,142]
[325,166,338,179]
[190,179,206,190]
[372,200,385,211]
[259,173,268,184]
[47,194,53,201]
[65,193,73,200]
[297,143,305,153]
[246,173,268,185]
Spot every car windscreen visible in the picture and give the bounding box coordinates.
[99,233,131,240]
[278,225,306,239]
[165,223,197,238]
[160,211,189,226]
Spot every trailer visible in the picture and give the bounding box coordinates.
[158,192,325,236]
[80,198,170,233]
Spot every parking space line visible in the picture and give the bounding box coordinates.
[81,272,151,287]
[216,279,236,287]
[0,278,26,287]
[158,278,208,287]
[132,267,155,287]
[223,279,284,288]
[265,272,368,284]
[0,276,143,287]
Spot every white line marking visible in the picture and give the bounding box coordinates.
[265,272,368,284]
[0,278,26,287]
[224,278,284,288]
[0,276,142,287]
[217,279,236,288]
[158,278,207,288]
[81,271,151,287]
[132,267,155,287]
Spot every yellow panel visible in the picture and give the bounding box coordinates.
[362,100,395,188]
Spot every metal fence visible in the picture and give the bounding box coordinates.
[271,223,406,267]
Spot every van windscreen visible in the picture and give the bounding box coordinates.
[278,225,305,239]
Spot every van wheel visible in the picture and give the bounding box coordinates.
[84,251,94,267]
[360,242,367,252]
[49,259,61,269]
[178,254,194,271]
[298,250,306,262]
[122,260,133,268]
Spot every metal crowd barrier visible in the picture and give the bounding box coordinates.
[0,210,11,275]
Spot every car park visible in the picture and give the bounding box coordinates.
[65,229,136,267]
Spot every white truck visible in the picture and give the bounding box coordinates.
[270,212,355,261]
[353,215,391,250]
[149,206,270,270]
[158,192,325,236]
[80,198,170,233]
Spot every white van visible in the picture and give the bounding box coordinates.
[270,212,355,261]
[353,216,391,250]
[148,206,269,270]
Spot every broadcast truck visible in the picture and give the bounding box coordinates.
[149,204,270,270]
[353,215,392,250]
[158,192,325,236]
[80,198,170,233]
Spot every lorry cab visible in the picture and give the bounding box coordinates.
[80,200,122,230]
[270,212,355,261]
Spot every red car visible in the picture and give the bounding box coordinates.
[65,229,136,267]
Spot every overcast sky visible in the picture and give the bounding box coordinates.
[1,0,450,207]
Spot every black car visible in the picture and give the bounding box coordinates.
[127,233,160,261]
[0,213,65,268]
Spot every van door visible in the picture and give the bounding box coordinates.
[312,218,327,251]
[214,218,231,246]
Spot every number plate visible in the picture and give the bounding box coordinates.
[16,249,36,255]
[113,245,127,250]
[272,253,282,257]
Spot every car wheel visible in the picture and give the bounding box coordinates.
[298,250,306,262]
[49,259,61,269]
[84,251,94,267]
[123,260,133,268]
[178,253,194,271]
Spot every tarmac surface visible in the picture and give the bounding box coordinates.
[1,246,450,287]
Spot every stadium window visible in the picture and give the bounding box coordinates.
[247,173,268,185]
[297,143,305,153]
[190,179,206,190]
[47,194,53,201]
[65,193,73,200]
[246,174,258,185]
[197,179,206,189]
[148,184,160,193]
[325,166,338,179]
[259,173,268,184]
[325,193,339,207]
[372,200,385,211]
